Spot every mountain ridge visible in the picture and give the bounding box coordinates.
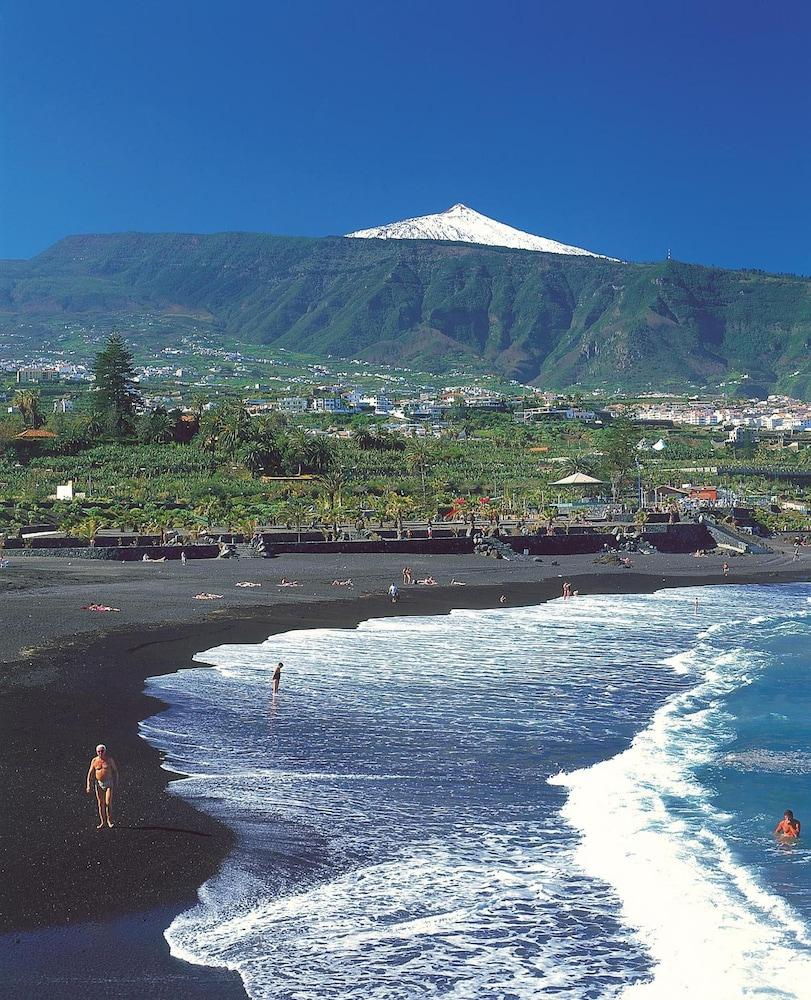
[1,231,810,398]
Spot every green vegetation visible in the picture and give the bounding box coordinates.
[91,333,143,436]
[2,234,811,396]
[11,388,44,429]
[0,340,809,538]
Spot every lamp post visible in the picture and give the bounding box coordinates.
[636,460,643,509]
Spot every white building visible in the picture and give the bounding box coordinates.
[310,397,353,414]
[405,403,447,419]
[245,399,276,414]
[17,366,57,383]
[360,395,394,414]
[277,397,309,414]
[727,426,754,445]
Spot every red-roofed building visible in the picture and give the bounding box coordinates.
[15,428,57,440]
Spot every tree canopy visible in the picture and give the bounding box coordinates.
[91,334,143,436]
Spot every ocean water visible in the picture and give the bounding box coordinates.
[140,583,811,999]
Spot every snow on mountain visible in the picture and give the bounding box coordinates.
[346,203,618,259]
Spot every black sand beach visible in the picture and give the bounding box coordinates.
[1,545,808,998]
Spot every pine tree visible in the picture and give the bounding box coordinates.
[91,334,142,436]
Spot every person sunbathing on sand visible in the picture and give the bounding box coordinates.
[331,579,353,587]
[278,579,300,587]
[85,744,118,829]
[775,809,801,839]
[416,576,437,586]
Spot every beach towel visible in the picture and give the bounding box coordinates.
[81,604,121,612]
[236,582,262,588]
[194,593,223,600]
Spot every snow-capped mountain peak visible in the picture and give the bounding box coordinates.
[346,203,617,259]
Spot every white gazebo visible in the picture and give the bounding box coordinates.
[549,472,605,486]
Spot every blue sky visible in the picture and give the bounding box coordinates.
[1,0,809,272]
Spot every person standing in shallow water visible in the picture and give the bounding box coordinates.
[85,743,118,829]
[775,809,801,839]
[272,661,283,697]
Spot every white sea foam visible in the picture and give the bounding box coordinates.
[140,584,811,999]
[723,749,811,775]
[551,602,811,999]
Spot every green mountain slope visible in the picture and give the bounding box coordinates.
[1,232,810,396]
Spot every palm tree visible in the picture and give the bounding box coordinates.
[302,436,334,475]
[481,498,501,528]
[281,428,332,476]
[202,401,250,457]
[352,428,377,450]
[191,393,209,419]
[405,440,433,512]
[241,436,282,475]
[236,517,258,541]
[385,492,416,540]
[315,494,340,540]
[369,493,390,528]
[564,451,597,476]
[315,471,345,538]
[317,470,345,505]
[12,389,44,429]
[148,514,172,543]
[139,407,174,444]
[73,517,100,542]
[193,498,226,536]
[284,429,310,475]
[277,496,312,541]
[221,403,253,456]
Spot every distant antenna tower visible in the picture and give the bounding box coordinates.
[666,248,672,261]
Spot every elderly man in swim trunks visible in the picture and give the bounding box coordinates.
[85,743,119,829]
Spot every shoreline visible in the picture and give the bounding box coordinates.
[1,550,808,997]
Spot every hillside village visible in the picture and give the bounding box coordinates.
[4,348,811,444]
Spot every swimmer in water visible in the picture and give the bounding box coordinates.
[774,809,801,839]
